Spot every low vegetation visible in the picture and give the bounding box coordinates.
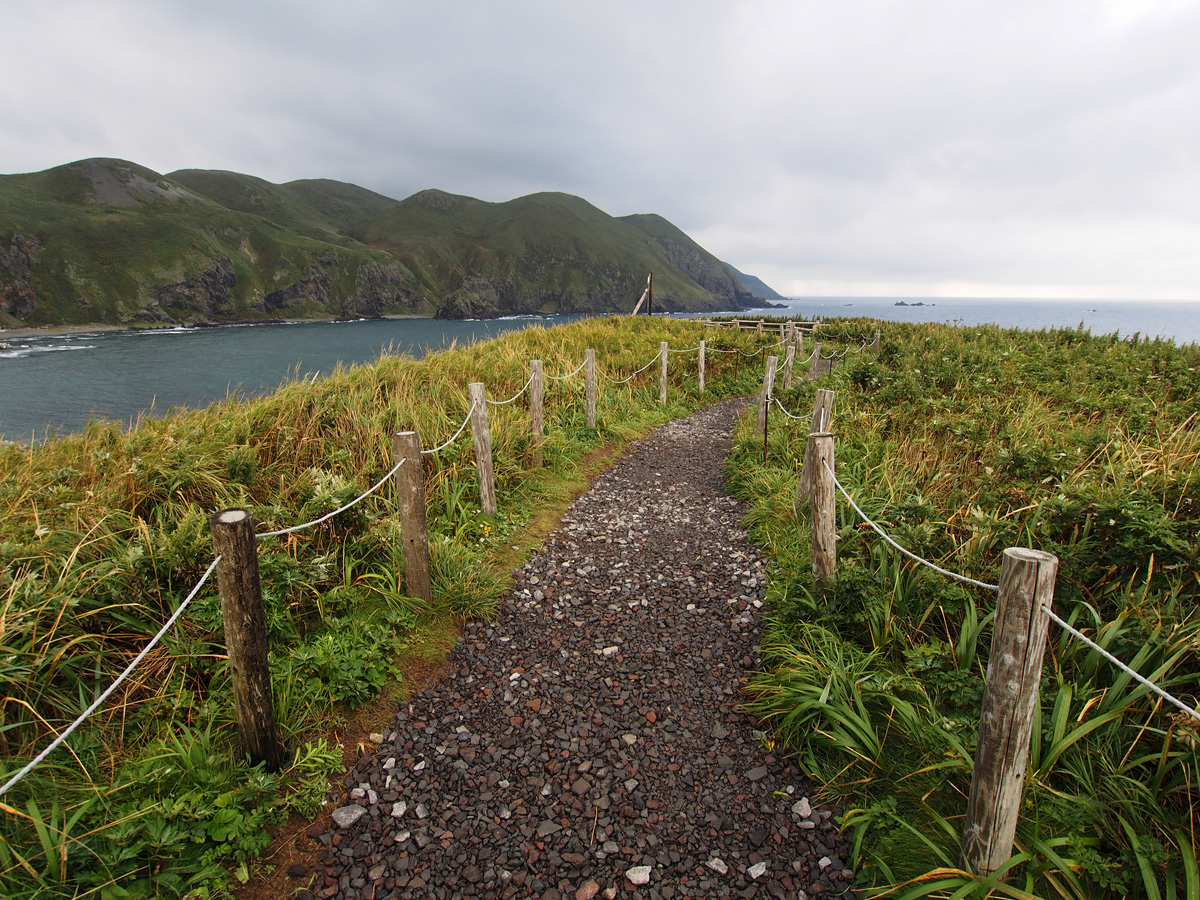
[0,315,770,899]
[731,321,1199,898]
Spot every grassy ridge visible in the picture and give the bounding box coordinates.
[730,321,1199,898]
[2,159,766,327]
[0,316,772,898]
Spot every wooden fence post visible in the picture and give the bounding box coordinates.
[796,389,835,509]
[962,548,1059,878]
[698,340,706,393]
[808,342,824,380]
[468,382,497,515]
[585,348,597,429]
[782,343,796,389]
[809,434,836,583]
[871,329,881,354]
[659,342,669,404]
[209,509,282,771]
[392,432,432,604]
[530,359,544,467]
[756,355,778,435]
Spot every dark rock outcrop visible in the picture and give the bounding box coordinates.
[151,258,237,322]
[0,232,43,319]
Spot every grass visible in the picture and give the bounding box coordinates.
[730,320,1199,899]
[0,315,773,898]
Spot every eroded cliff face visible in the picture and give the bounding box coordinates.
[144,258,238,323]
[0,232,44,319]
[649,237,756,309]
[348,262,424,318]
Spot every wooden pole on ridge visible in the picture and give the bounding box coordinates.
[585,348,597,429]
[808,434,836,583]
[659,341,669,404]
[392,432,432,604]
[530,359,544,467]
[209,509,282,771]
[698,340,706,394]
[962,548,1059,879]
[468,382,497,515]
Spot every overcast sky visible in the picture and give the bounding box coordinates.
[3,0,1198,300]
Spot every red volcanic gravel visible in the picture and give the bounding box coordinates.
[312,398,855,900]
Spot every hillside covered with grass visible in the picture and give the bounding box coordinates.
[0,158,776,328]
[731,321,1200,898]
[0,315,771,898]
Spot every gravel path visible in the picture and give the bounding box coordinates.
[314,398,855,900]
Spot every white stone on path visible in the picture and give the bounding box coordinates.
[706,857,728,875]
[390,801,407,818]
[626,865,652,885]
[748,861,767,880]
[793,797,812,818]
[332,805,367,828]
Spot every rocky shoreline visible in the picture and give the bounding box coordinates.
[309,398,855,900]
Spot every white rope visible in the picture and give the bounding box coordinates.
[421,401,478,455]
[486,373,535,406]
[601,347,663,384]
[666,345,702,354]
[545,359,587,381]
[0,556,222,797]
[824,460,1000,592]
[257,458,406,539]
[705,346,739,354]
[773,397,807,421]
[1042,606,1200,724]
[738,346,765,358]
[803,347,818,364]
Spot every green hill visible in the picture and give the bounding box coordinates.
[1,158,773,327]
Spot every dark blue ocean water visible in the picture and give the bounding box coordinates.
[3,299,1197,440]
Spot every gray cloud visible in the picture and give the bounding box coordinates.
[3,0,1198,299]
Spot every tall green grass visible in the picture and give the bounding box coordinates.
[732,321,1199,899]
[0,315,771,898]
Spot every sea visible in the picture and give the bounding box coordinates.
[2,298,1198,442]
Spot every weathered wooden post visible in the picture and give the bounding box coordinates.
[796,389,835,509]
[647,271,654,316]
[698,340,706,394]
[659,341,669,404]
[808,342,824,380]
[757,321,764,335]
[392,432,432,603]
[962,548,1059,878]
[756,355,777,435]
[871,329,881,354]
[467,383,497,515]
[209,509,282,771]
[809,434,836,583]
[530,359,544,467]
[782,343,796,389]
[585,348,597,429]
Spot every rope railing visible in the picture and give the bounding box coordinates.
[819,458,1200,724]
[666,344,702,354]
[0,556,223,797]
[1042,605,1200,724]
[485,372,536,406]
[421,401,478,455]
[773,397,807,421]
[823,459,1001,592]
[257,458,407,539]
[601,347,663,384]
[544,359,588,381]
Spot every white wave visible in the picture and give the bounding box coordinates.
[0,344,96,359]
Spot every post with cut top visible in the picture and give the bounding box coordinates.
[209,509,282,771]
[468,382,497,515]
[871,329,881,354]
[392,433,432,604]
[659,342,669,404]
[530,360,544,467]
[698,340,706,394]
[808,434,836,583]
[756,355,777,436]
[962,548,1059,879]
[782,343,796,390]
[585,349,597,429]
[796,389,835,510]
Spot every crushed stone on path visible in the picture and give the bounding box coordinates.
[312,398,855,899]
